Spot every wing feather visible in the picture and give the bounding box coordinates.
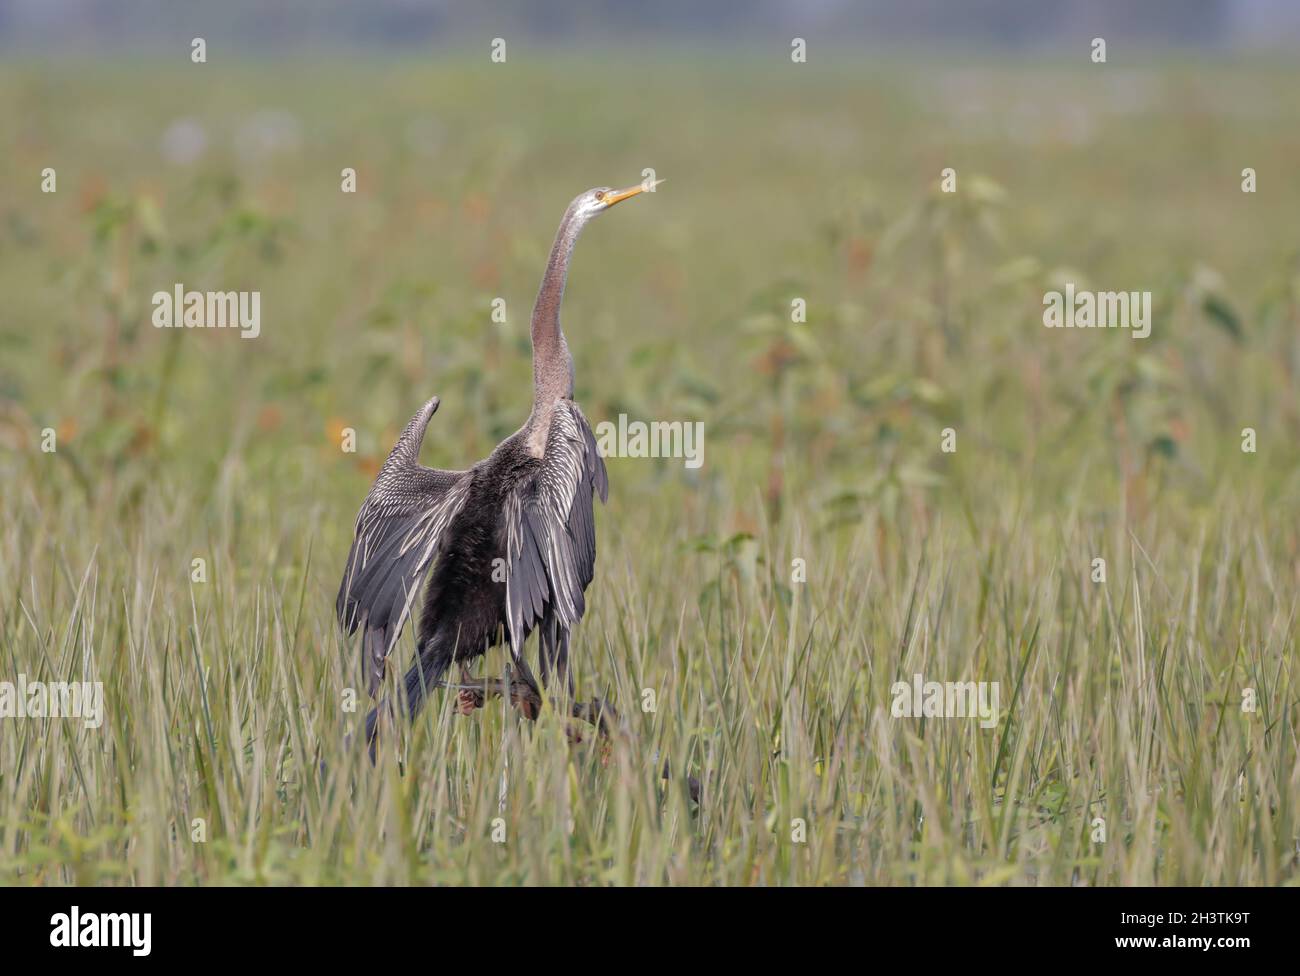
[336,396,470,694]
[504,400,608,656]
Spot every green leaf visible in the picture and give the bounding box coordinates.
[1202,293,1243,342]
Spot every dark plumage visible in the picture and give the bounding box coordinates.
[337,182,650,755]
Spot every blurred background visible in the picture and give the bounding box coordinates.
[4,0,1300,50]
[3,0,1298,537]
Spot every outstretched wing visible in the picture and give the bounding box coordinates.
[337,396,471,695]
[504,400,609,656]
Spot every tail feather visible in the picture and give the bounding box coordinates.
[402,639,454,719]
[362,635,454,763]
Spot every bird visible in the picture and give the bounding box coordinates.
[336,180,660,755]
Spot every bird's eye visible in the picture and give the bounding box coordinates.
[594,190,606,202]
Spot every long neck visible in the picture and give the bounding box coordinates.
[530,204,585,414]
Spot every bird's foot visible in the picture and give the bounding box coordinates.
[455,688,484,715]
[444,675,543,717]
[442,675,620,737]
[452,665,485,716]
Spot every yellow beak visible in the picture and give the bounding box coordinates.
[604,178,665,207]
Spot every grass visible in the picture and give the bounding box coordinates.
[1,52,1298,885]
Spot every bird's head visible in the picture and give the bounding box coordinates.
[572,178,665,221]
